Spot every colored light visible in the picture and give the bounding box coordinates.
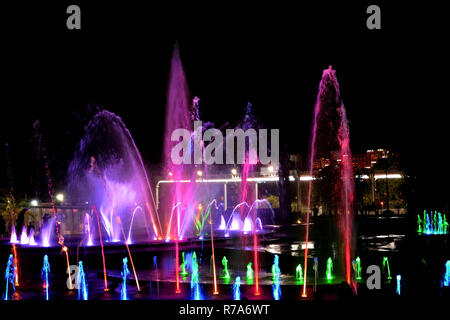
[396,275,401,295]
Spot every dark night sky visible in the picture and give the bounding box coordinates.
[1,2,449,207]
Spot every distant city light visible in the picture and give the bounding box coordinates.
[301,242,315,250]
[56,193,64,202]
[30,200,39,207]
[197,170,203,177]
[231,168,237,175]
[268,166,274,173]
[168,171,173,177]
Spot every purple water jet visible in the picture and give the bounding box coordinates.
[68,110,162,242]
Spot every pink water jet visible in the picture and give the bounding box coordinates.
[303,66,355,296]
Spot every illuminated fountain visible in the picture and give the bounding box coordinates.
[41,255,50,300]
[9,225,18,244]
[272,255,281,300]
[326,258,334,281]
[444,261,450,287]
[77,261,88,300]
[68,110,162,244]
[272,255,281,280]
[272,277,281,300]
[29,229,37,246]
[153,256,159,299]
[233,277,241,300]
[20,226,29,245]
[303,66,355,296]
[396,275,401,295]
[41,217,56,247]
[221,256,230,280]
[296,264,303,284]
[121,257,130,300]
[382,256,392,281]
[355,257,362,280]
[418,210,448,235]
[84,213,93,246]
[223,200,273,236]
[246,262,254,284]
[180,251,188,276]
[190,252,202,300]
[3,254,16,300]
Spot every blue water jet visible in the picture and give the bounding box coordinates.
[444,260,450,287]
[396,275,401,295]
[233,276,241,300]
[190,252,202,300]
[77,261,88,300]
[272,254,281,280]
[41,255,50,300]
[121,257,130,300]
[4,254,16,300]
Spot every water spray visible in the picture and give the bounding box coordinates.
[41,255,50,300]
[121,257,130,300]
[77,261,88,300]
[62,246,73,290]
[4,254,16,300]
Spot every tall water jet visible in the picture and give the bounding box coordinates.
[162,44,200,293]
[4,254,16,300]
[233,277,241,300]
[121,257,130,300]
[303,66,355,296]
[77,261,88,300]
[41,255,50,300]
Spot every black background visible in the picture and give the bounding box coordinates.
[1,1,449,209]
